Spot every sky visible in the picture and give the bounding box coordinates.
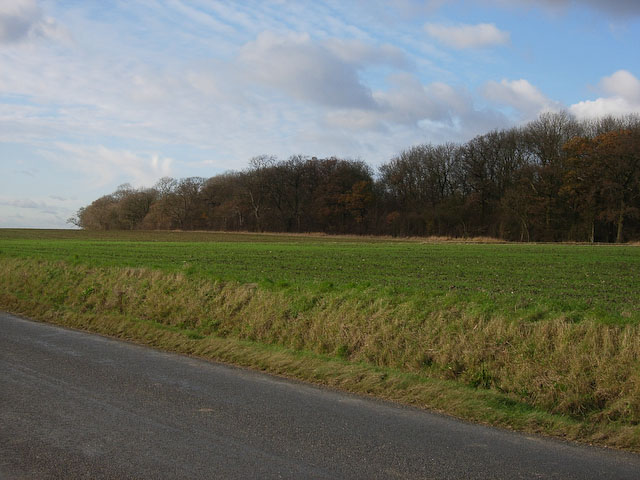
[1,0,639,228]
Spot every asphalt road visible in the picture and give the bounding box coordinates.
[2,312,640,479]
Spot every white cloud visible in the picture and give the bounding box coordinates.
[325,110,385,131]
[164,0,236,35]
[424,22,509,49]
[324,38,409,69]
[570,70,640,119]
[48,144,174,188]
[483,78,559,118]
[325,74,461,131]
[375,74,467,124]
[325,72,508,145]
[570,97,636,118]
[600,69,640,103]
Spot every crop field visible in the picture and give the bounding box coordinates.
[1,228,640,450]
[0,229,638,324]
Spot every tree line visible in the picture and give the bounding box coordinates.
[70,112,640,242]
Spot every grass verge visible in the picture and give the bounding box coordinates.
[1,256,639,452]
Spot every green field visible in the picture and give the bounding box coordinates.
[1,229,640,450]
[0,229,638,324]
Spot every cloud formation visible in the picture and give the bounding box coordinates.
[240,32,377,109]
[50,144,174,188]
[424,22,509,49]
[325,75,454,131]
[324,39,409,69]
[600,69,640,102]
[239,31,505,137]
[325,71,508,145]
[375,74,471,125]
[570,70,640,118]
[483,78,559,118]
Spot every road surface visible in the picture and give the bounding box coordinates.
[2,312,639,479]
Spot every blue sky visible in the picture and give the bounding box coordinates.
[1,0,639,228]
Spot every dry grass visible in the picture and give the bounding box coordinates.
[1,257,640,451]
[418,235,505,243]
[0,228,505,244]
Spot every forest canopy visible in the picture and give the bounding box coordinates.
[70,112,640,243]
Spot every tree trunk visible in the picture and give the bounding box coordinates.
[616,200,625,243]
[520,216,530,242]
